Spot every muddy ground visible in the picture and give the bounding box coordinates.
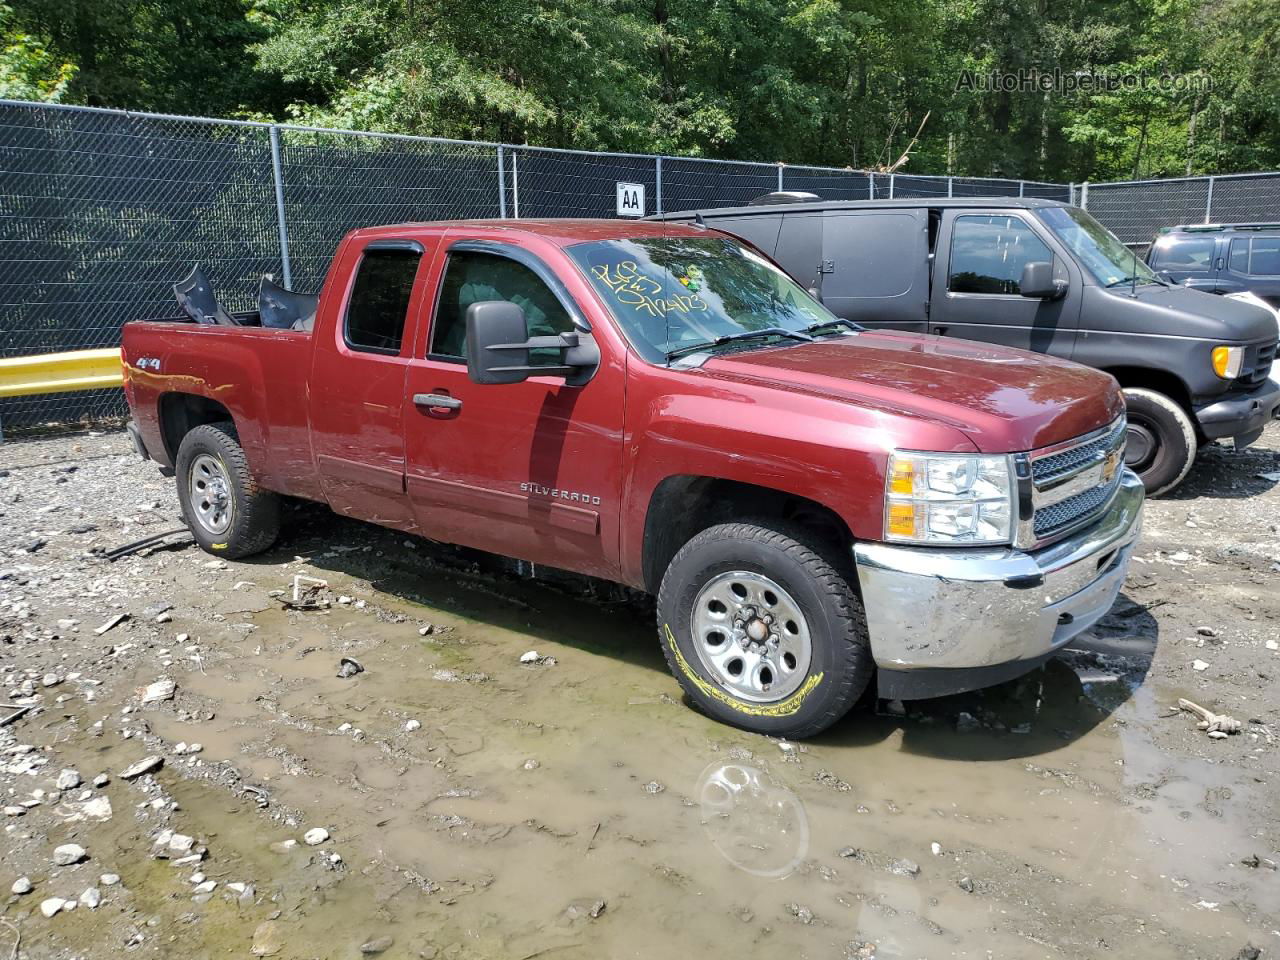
[1,423,1278,960]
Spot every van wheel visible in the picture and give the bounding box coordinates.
[1122,387,1197,496]
[175,422,280,559]
[656,521,873,738]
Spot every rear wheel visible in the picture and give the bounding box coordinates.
[175,422,280,559]
[1122,387,1197,496]
[657,521,873,738]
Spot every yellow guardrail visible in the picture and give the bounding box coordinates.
[0,348,124,399]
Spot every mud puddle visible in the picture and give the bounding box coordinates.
[107,544,1275,960]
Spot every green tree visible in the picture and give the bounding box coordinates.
[0,3,75,100]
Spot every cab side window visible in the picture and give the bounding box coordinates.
[430,250,574,364]
[948,215,1053,295]
[344,248,421,354]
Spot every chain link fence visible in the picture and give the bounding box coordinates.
[3,97,1280,433]
[1081,172,1280,257]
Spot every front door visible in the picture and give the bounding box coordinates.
[930,209,1080,357]
[402,240,625,580]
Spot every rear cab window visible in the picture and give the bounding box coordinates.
[344,247,422,354]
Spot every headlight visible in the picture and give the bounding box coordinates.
[1211,345,1244,379]
[884,451,1014,545]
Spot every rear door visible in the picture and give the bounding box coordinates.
[1225,234,1280,306]
[929,209,1080,357]
[401,237,626,580]
[820,208,930,332]
[309,236,435,532]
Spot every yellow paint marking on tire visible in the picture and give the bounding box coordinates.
[211,542,228,550]
[664,624,821,718]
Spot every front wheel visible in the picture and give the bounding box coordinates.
[656,521,874,738]
[1121,387,1197,496]
[175,422,280,559]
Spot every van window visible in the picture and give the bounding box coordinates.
[344,248,421,354]
[1151,236,1216,271]
[948,215,1052,295]
[1247,237,1280,275]
[1229,238,1249,273]
[431,250,574,364]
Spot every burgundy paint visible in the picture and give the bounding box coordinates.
[123,219,1123,590]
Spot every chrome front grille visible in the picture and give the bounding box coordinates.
[1032,418,1127,487]
[1033,472,1122,538]
[1019,417,1127,547]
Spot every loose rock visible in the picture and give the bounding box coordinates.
[303,827,330,845]
[252,920,284,957]
[54,842,88,865]
[120,755,164,780]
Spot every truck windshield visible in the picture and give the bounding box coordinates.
[1037,206,1160,287]
[566,235,840,363]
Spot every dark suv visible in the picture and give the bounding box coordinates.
[1147,222,1280,306]
[656,196,1280,495]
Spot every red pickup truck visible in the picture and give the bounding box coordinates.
[122,219,1144,737]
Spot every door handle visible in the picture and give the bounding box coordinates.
[413,392,462,411]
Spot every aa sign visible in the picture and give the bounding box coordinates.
[616,182,645,217]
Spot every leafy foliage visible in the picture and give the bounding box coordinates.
[3,0,1277,181]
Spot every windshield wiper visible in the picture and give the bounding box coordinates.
[804,318,861,336]
[667,326,813,360]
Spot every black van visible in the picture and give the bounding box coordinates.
[656,196,1280,495]
[1147,222,1280,306]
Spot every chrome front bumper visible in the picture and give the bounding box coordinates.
[853,470,1144,679]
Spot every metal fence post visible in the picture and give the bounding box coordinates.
[947,177,953,198]
[1018,180,1025,197]
[656,156,663,215]
[512,150,520,218]
[268,125,293,290]
[889,174,895,199]
[868,172,875,199]
[1204,175,1215,223]
[497,145,507,218]
[777,164,784,192]
[1069,182,1076,206]
[1080,181,1089,210]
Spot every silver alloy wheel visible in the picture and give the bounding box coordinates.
[690,570,813,703]
[189,453,233,535]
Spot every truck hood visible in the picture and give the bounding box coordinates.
[701,332,1123,453]
[1091,282,1279,341]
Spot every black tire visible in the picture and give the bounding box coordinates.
[656,521,874,738]
[174,422,280,559]
[1122,387,1197,496]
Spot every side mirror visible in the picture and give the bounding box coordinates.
[465,300,599,386]
[1019,261,1067,300]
